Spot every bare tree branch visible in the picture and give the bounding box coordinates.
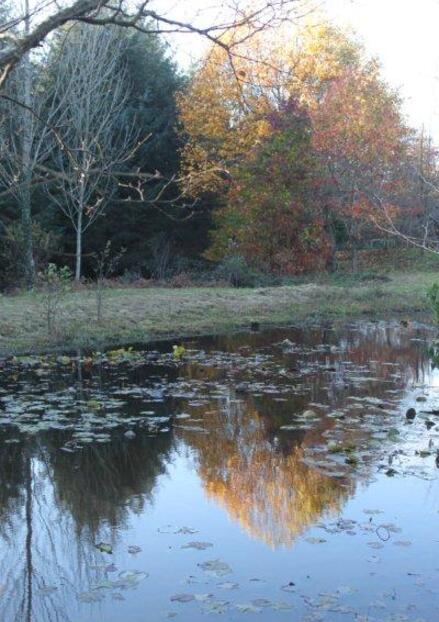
[0,0,304,89]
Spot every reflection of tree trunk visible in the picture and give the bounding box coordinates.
[25,451,33,622]
[76,348,84,401]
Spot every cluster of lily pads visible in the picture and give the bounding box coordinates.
[0,328,438,478]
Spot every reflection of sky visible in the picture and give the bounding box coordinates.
[0,323,438,621]
[425,365,439,389]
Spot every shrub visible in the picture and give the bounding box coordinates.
[169,272,195,288]
[118,270,145,285]
[92,242,126,323]
[37,264,72,336]
[213,255,263,288]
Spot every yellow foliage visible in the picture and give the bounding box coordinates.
[177,18,381,196]
[172,345,186,360]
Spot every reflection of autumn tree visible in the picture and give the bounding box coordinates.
[177,324,432,548]
[207,323,430,393]
[338,323,429,385]
[180,397,351,548]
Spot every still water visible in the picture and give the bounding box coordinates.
[0,322,438,622]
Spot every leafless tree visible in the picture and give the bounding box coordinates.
[0,0,307,286]
[46,24,138,281]
[370,130,439,256]
[92,241,126,322]
[0,25,66,287]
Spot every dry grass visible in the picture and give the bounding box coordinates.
[0,270,437,356]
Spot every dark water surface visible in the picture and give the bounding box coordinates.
[1,322,439,622]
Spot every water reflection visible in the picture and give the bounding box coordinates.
[49,433,173,532]
[0,321,436,621]
[0,432,174,622]
[175,323,434,547]
[180,397,350,547]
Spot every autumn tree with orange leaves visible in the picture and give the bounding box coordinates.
[311,60,410,270]
[207,99,332,274]
[178,21,412,274]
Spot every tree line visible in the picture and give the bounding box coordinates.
[178,21,439,275]
[1,3,438,290]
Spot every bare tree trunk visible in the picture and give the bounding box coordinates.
[21,0,35,289]
[21,173,35,288]
[323,205,337,272]
[351,244,359,273]
[349,196,359,273]
[75,207,83,281]
[326,239,337,272]
[46,26,138,278]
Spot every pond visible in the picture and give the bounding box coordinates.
[0,321,439,622]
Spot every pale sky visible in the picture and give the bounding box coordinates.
[168,0,439,137]
[25,0,439,137]
[325,0,439,137]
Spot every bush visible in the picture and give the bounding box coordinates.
[213,255,265,288]
[169,272,195,288]
[118,270,145,285]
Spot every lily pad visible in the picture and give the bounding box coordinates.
[198,559,232,577]
[95,542,112,554]
[170,593,195,603]
[181,541,213,551]
[127,545,142,554]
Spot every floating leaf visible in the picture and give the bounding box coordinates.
[181,541,213,551]
[127,545,142,554]
[273,601,294,610]
[194,593,214,602]
[251,598,271,608]
[95,542,112,554]
[235,603,262,613]
[217,581,239,590]
[175,527,198,535]
[202,600,230,614]
[78,590,104,603]
[198,559,232,577]
[367,542,384,550]
[170,593,195,603]
[281,582,296,593]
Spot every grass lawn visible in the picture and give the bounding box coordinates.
[0,263,438,356]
